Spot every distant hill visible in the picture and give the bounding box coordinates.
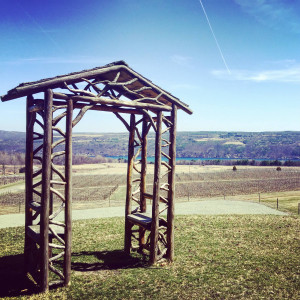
[0,130,26,152]
[0,130,299,160]
[175,131,300,160]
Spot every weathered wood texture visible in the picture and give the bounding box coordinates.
[52,95,144,115]
[1,61,192,115]
[140,118,148,213]
[138,118,148,248]
[1,61,192,291]
[64,100,73,286]
[150,111,163,264]
[40,89,53,292]
[167,105,177,261]
[24,95,35,273]
[124,114,135,254]
[54,94,172,112]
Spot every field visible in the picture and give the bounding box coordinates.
[0,164,299,298]
[0,164,300,215]
[0,215,299,299]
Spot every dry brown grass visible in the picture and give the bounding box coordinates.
[0,164,299,215]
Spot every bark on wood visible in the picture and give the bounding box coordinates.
[114,112,130,131]
[40,89,53,292]
[140,118,147,213]
[24,94,35,274]
[124,114,135,254]
[2,62,193,289]
[150,111,162,264]
[2,63,193,115]
[64,100,73,286]
[142,109,157,132]
[167,105,177,262]
[72,105,94,128]
[49,264,64,279]
[139,118,148,248]
[52,112,67,126]
[60,95,172,112]
[53,94,144,115]
[63,82,96,97]
[49,187,65,202]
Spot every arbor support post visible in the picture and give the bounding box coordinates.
[150,110,162,264]
[24,95,35,273]
[167,105,177,261]
[64,100,73,286]
[139,118,148,248]
[40,89,53,292]
[124,114,135,254]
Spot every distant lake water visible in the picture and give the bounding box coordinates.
[105,156,299,163]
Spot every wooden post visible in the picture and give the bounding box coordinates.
[277,198,279,210]
[40,89,53,292]
[24,95,35,272]
[298,203,300,215]
[140,118,148,212]
[139,118,148,248]
[49,111,54,260]
[124,114,135,254]
[150,110,162,264]
[64,100,73,286]
[167,105,177,262]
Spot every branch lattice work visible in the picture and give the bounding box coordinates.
[125,106,177,263]
[2,61,191,292]
[25,92,74,289]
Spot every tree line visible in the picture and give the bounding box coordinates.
[177,159,300,167]
[0,151,114,175]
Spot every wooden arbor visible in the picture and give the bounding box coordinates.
[1,61,192,291]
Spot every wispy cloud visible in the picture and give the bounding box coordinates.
[235,0,300,33]
[266,59,297,67]
[2,56,110,65]
[212,63,300,83]
[171,55,194,68]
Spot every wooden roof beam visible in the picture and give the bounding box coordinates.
[53,92,172,112]
[1,61,193,115]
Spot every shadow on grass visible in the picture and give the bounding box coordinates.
[0,250,147,297]
[0,254,38,298]
[71,249,149,272]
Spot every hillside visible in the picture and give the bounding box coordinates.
[0,130,299,160]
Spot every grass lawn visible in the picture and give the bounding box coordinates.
[0,215,299,299]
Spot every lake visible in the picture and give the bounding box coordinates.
[105,156,298,163]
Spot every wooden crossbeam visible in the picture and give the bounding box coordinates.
[52,138,65,150]
[52,93,172,112]
[53,126,66,137]
[52,112,67,126]
[50,187,65,202]
[52,95,144,115]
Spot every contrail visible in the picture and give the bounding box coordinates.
[17,1,63,53]
[199,0,231,74]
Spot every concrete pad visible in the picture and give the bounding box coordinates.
[0,200,288,229]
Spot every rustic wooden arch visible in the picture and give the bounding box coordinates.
[1,61,192,292]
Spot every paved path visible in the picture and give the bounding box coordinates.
[0,200,288,229]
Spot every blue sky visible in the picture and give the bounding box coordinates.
[0,0,299,132]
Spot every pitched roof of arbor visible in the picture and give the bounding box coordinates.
[1,60,192,115]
